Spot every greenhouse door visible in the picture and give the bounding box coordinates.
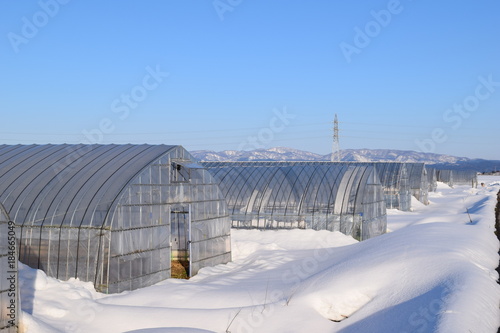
[170,205,191,278]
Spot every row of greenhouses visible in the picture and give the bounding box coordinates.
[201,161,430,211]
[0,144,478,307]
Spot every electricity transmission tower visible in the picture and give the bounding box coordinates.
[331,114,340,162]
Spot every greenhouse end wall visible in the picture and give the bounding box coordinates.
[105,149,231,293]
[405,163,429,205]
[427,167,438,192]
[0,144,231,294]
[368,163,411,211]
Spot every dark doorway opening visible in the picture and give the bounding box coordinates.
[171,206,190,279]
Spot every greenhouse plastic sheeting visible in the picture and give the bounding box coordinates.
[202,162,387,241]
[0,144,231,293]
[0,204,17,332]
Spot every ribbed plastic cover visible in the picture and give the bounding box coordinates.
[202,162,387,240]
[0,144,176,228]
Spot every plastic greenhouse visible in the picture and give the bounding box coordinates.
[0,144,231,293]
[426,167,438,192]
[452,170,478,187]
[366,163,411,211]
[345,162,411,211]
[201,162,387,241]
[436,169,453,187]
[0,204,18,332]
[331,162,411,211]
[405,163,429,205]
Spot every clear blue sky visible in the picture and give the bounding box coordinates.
[1,0,499,159]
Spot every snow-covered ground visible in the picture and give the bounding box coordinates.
[19,176,500,333]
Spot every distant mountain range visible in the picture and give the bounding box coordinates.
[191,147,500,172]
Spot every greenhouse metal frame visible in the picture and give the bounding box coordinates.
[0,144,231,293]
[202,162,387,241]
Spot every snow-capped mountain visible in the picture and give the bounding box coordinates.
[190,147,500,172]
[192,147,321,162]
[338,149,470,164]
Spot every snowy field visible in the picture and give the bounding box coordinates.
[19,176,500,333]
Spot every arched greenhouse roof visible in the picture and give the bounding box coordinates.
[0,144,176,228]
[202,161,411,211]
